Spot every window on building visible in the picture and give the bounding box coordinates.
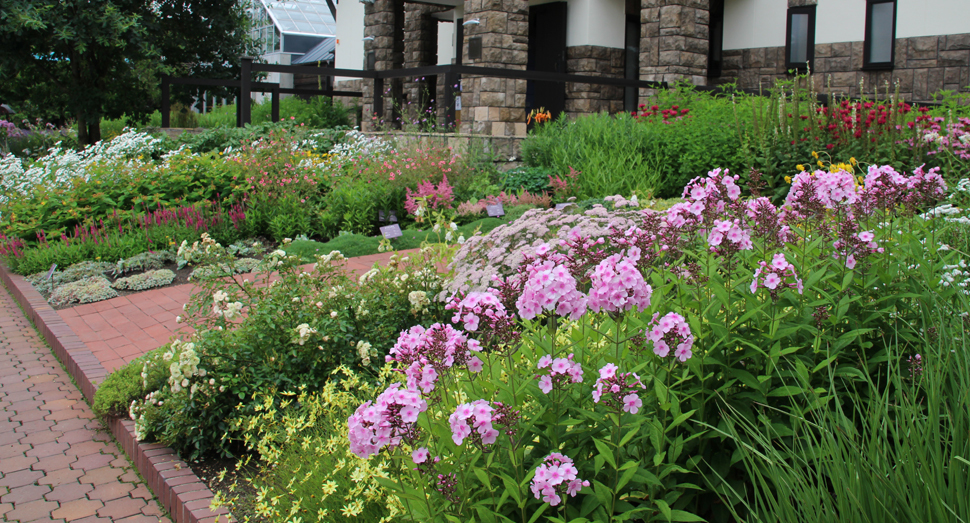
[785,5,816,73]
[707,0,724,78]
[864,0,896,69]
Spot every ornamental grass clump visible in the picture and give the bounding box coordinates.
[343,162,964,523]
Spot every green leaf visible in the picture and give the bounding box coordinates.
[666,409,696,431]
[527,505,549,523]
[616,463,639,491]
[668,509,706,522]
[767,385,806,397]
[655,499,672,521]
[619,423,641,446]
[593,438,617,469]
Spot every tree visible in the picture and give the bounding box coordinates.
[0,0,257,144]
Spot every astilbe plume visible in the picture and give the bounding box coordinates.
[646,312,694,361]
[531,453,589,506]
[750,253,804,297]
[535,353,584,394]
[592,363,646,413]
[348,383,427,459]
[404,175,455,216]
[386,323,483,393]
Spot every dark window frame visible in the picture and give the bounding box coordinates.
[785,5,816,73]
[863,0,897,70]
[707,0,725,78]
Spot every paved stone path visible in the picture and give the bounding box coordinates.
[59,250,420,371]
[0,283,170,523]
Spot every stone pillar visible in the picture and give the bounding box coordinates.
[403,4,451,128]
[565,46,625,117]
[459,0,529,136]
[362,0,404,131]
[639,0,710,101]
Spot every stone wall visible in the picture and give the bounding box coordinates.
[565,46,625,116]
[361,0,404,130]
[716,34,970,103]
[403,3,451,127]
[459,0,530,137]
[639,0,710,103]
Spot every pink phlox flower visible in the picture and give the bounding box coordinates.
[622,393,643,414]
[535,353,583,394]
[348,383,427,459]
[449,400,500,447]
[412,447,429,464]
[387,323,482,393]
[593,364,647,411]
[517,258,588,320]
[587,252,652,314]
[531,453,589,507]
[647,312,694,361]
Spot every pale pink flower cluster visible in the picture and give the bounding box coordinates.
[449,400,499,446]
[386,323,483,393]
[666,169,741,230]
[833,229,883,269]
[348,383,427,459]
[647,312,695,362]
[530,453,589,506]
[516,256,587,320]
[587,248,653,313]
[447,290,508,332]
[787,169,859,209]
[592,363,646,414]
[750,253,804,295]
[707,218,753,250]
[536,353,584,394]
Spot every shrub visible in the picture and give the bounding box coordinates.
[49,276,118,306]
[111,269,176,291]
[340,164,959,522]
[501,165,554,194]
[92,347,168,417]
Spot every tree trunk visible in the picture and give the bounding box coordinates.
[77,112,88,145]
[87,119,101,144]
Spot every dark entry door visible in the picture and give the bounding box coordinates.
[527,2,567,121]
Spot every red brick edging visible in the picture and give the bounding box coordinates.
[0,263,231,523]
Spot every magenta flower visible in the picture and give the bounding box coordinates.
[348,384,427,459]
[751,253,803,297]
[387,323,482,393]
[516,257,588,320]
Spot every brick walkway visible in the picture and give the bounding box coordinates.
[0,283,170,523]
[58,250,420,372]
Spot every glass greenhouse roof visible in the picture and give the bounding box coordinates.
[260,0,336,37]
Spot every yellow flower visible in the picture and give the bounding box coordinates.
[784,176,792,183]
[817,160,824,168]
[850,157,857,165]
[812,151,819,159]
[341,500,364,517]
[796,164,805,171]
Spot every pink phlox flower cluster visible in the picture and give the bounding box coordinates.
[536,353,584,394]
[447,290,508,332]
[750,253,804,296]
[404,174,455,215]
[592,363,646,413]
[745,197,790,247]
[833,228,883,269]
[449,399,500,446]
[386,323,483,393]
[587,247,653,313]
[707,218,753,251]
[516,255,588,321]
[903,165,948,210]
[647,312,694,361]
[530,453,589,506]
[348,383,427,459]
[787,169,859,211]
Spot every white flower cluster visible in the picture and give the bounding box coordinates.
[941,259,970,295]
[176,233,223,269]
[356,340,374,366]
[0,129,162,211]
[329,129,393,162]
[163,339,204,394]
[293,323,318,345]
[408,290,431,314]
[211,290,244,320]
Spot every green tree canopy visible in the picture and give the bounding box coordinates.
[0,0,257,144]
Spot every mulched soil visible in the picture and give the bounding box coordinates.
[190,455,264,522]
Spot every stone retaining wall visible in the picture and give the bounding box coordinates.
[566,45,625,116]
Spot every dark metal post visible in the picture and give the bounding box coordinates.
[236,95,242,127]
[443,70,456,129]
[373,77,384,123]
[240,56,253,126]
[271,87,280,122]
[161,75,170,128]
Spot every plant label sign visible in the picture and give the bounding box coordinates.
[486,203,505,217]
[380,224,403,239]
[45,263,58,281]
[555,203,575,210]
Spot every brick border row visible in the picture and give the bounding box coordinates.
[0,263,232,523]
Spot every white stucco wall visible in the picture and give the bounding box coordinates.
[815,0,865,44]
[897,0,970,38]
[335,0,365,81]
[722,0,787,50]
[566,0,624,48]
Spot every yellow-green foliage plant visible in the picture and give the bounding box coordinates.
[213,366,407,522]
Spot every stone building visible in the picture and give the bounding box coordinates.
[333,0,970,135]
